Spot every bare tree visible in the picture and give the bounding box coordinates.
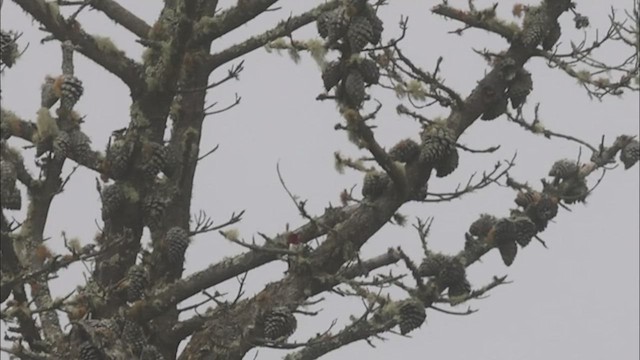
[1,0,638,359]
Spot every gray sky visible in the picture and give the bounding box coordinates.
[1,1,638,359]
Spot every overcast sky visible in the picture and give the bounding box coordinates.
[1,1,638,359]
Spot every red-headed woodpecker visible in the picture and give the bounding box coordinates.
[287,232,301,251]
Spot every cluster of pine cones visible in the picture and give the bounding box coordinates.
[103,131,171,182]
[513,191,558,233]
[316,0,383,53]
[317,0,383,108]
[76,318,165,359]
[545,159,590,204]
[360,123,460,201]
[481,2,568,121]
[467,211,539,266]
[388,124,458,174]
[482,64,533,121]
[418,253,472,299]
[52,127,92,162]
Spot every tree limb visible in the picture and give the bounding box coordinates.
[205,1,341,71]
[90,0,152,39]
[13,0,144,91]
[128,205,357,322]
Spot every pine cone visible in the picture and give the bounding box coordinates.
[344,70,366,107]
[126,264,148,302]
[507,68,533,109]
[1,31,13,49]
[140,345,165,360]
[493,218,516,245]
[434,147,459,177]
[498,239,518,266]
[263,307,297,340]
[106,138,134,179]
[140,142,167,178]
[542,20,561,51]
[357,58,380,85]
[448,278,471,301]
[52,131,72,158]
[60,76,84,111]
[368,13,384,44]
[620,139,639,169]
[142,192,167,230]
[0,31,18,68]
[525,194,558,232]
[481,95,508,120]
[534,194,558,221]
[321,61,344,91]
[573,14,590,29]
[529,216,549,233]
[438,257,467,288]
[0,31,12,51]
[548,159,579,179]
[122,320,146,356]
[420,125,456,163]
[165,226,190,266]
[398,299,426,335]
[418,253,448,277]
[0,159,17,190]
[79,342,101,360]
[514,191,540,208]
[561,178,589,204]
[325,8,350,44]
[512,216,537,247]
[347,16,374,52]
[1,187,21,210]
[101,184,124,221]
[469,214,497,237]
[389,138,420,163]
[344,0,367,15]
[361,171,390,199]
[521,6,549,48]
[69,130,92,163]
[161,144,180,177]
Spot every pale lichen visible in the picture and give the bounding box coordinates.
[120,183,140,203]
[94,36,124,56]
[36,107,60,143]
[129,103,150,128]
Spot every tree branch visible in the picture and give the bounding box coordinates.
[128,205,357,322]
[179,2,580,358]
[90,0,152,39]
[0,108,109,177]
[431,3,517,41]
[194,0,279,45]
[13,0,144,91]
[205,1,340,71]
